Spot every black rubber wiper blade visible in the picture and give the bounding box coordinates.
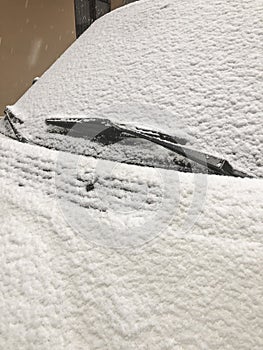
[45,117,252,178]
[45,117,188,145]
[151,141,251,178]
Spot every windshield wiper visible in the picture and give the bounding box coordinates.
[45,117,251,178]
[3,108,28,143]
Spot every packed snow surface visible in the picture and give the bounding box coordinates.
[1,0,263,348]
[9,0,263,177]
[0,135,263,349]
[0,133,263,350]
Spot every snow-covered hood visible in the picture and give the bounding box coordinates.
[0,134,263,348]
[7,0,262,177]
[1,0,263,348]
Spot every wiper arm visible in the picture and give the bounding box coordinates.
[45,117,188,145]
[4,108,28,143]
[45,117,252,178]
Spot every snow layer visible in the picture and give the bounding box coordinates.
[9,0,263,177]
[0,134,263,349]
[1,0,263,348]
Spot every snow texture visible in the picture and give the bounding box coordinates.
[9,0,263,177]
[0,134,263,349]
[0,0,263,348]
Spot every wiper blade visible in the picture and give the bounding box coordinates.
[45,117,188,145]
[45,117,252,178]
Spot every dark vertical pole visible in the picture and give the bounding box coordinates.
[74,0,111,38]
[74,0,92,38]
[89,0,97,24]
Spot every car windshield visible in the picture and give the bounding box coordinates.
[1,108,253,178]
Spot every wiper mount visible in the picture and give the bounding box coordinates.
[3,108,28,143]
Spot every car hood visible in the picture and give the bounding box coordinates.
[7,0,263,177]
[0,135,263,348]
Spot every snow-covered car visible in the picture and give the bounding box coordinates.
[0,0,262,349]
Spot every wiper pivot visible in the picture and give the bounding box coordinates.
[4,108,28,143]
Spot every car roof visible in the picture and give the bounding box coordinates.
[9,0,262,177]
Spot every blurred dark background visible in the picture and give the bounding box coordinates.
[0,0,136,114]
[0,0,76,114]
